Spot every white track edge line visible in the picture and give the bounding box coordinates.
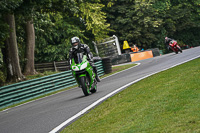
[49,55,200,133]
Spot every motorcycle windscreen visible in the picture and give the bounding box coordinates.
[75,53,84,64]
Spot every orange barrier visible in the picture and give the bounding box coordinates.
[130,51,153,62]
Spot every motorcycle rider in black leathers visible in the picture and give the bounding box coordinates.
[69,36,101,82]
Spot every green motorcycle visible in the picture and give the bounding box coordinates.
[71,53,97,96]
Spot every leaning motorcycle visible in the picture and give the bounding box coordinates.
[169,40,182,54]
[70,53,97,96]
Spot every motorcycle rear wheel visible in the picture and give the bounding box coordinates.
[80,76,90,96]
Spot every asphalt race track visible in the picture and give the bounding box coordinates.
[0,46,200,133]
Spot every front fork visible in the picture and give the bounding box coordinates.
[74,73,86,87]
[176,45,181,49]
[74,73,95,89]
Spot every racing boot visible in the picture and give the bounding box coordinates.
[93,66,101,82]
[95,74,101,82]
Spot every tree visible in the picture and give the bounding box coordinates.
[0,0,25,82]
[23,19,36,75]
[4,14,25,82]
[77,2,111,41]
[153,0,200,48]
[33,0,112,62]
[16,1,37,75]
[104,0,162,49]
[33,12,85,62]
[16,0,79,73]
[103,0,200,51]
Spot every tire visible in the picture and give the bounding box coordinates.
[178,47,182,53]
[102,57,112,74]
[103,60,111,63]
[104,67,112,73]
[104,62,112,66]
[104,68,112,74]
[102,57,110,61]
[80,76,90,96]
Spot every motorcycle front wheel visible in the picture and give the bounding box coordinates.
[80,76,90,96]
[178,47,182,53]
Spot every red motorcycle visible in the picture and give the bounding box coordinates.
[169,40,182,54]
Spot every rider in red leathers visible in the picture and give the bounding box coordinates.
[165,37,174,51]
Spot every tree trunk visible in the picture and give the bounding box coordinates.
[23,19,36,75]
[4,14,25,82]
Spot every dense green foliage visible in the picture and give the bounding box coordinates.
[0,0,111,84]
[0,0,23,47]
[105,0,200,51]
[0,0,200,84]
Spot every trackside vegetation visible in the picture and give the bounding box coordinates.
[1,0,200,83]
[61,58,200,133]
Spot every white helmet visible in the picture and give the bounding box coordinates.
[71,36,80,45]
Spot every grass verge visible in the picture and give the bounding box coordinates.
[101,63,137,78]
[0,63,137,111]
[61,58,200,133]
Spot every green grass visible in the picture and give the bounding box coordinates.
[0,63,137,111]
[25,71,59,80]
[61,58,200,133]
[101,64,137,78]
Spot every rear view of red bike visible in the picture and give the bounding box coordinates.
[169,40,182,54]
